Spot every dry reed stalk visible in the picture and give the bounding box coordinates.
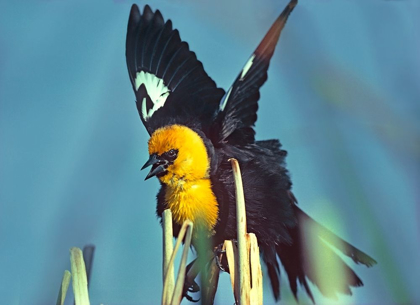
[70,247,90,305]
[161,214,194,305]
[228,158,263,305]
[56,270,71,305]
[162,209,175,300]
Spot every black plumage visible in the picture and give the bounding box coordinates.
[125,0,376,302]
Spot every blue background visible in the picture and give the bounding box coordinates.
[1,0,419,304]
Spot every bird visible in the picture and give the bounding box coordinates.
[125,0,377,302]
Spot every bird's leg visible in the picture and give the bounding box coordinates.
[182,249,216,302]
[183,259,201,302]
[213,241,237,273]
[214,243,227,272]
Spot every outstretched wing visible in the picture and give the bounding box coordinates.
[126,5,224,134]
[212,0,297,145]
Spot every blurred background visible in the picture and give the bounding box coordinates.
[1,0,419,304]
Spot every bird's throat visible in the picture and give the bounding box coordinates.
[164,178,219,234]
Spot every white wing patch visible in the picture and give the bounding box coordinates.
[240,54,255,81]
[135,71,170,120]
[218,53,256,112]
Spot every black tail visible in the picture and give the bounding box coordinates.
[264,205,377,302]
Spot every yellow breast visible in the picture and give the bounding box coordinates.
[164,178,219,234]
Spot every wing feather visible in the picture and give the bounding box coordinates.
[212,0,297,145]
[126,5,224,134]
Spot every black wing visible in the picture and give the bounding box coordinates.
[212,0,297,145]
[126,5,224,135]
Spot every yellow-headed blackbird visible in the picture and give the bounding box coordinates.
[125,0,376,302]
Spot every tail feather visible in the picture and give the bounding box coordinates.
[265,205,377,302]
[266,263,281,300]
[300,277,314,302]
[297,237,364,298]
[296,207,377,267]
[260,245,281,300]
[276,239,315,303]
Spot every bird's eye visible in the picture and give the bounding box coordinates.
[166,149,178,160]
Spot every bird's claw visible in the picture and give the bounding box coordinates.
[183,278,200,302]
[214,243,229,272]
[185,293,200,303]
[214,252,226,272]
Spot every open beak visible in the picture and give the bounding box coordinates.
[141,154,168,180]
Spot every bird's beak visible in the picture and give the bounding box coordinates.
[141,154,159,170]
[141,154,168,180]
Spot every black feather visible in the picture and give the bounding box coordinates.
[125,4,224,133]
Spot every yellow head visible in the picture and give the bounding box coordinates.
[142,124,210,184]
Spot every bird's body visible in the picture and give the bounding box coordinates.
[125,0,376,302]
